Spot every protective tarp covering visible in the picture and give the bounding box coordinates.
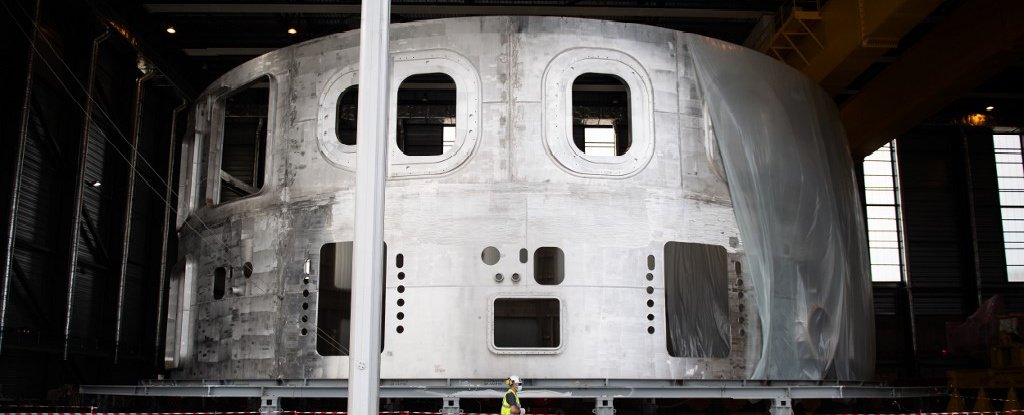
[687,35,875,380]
[664,242,731,358]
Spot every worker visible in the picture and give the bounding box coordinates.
[501,375,524,414]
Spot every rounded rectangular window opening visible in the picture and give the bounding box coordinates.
[397,73,456,156]
[493,298,560,348]
[572,73,630,156]
[218,75,270,204]
[533,247,565,285]
[335,85,358,146]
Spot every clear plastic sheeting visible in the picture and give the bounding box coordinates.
[687,35,875,380]
[664,242,731,358]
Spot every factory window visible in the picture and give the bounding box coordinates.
[863,140,907,282]
[994,133,1024,282]
[396,73,456,156]
[218,75,270,203]
[317,242,387,356]
[663,242,730,357]
[164,259,195,369]
[533,247,564,285]
[336,85,358,145]
[572,74,630,156]
[493,298,560,348]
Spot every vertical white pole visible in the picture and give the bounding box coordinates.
[349,0,391,414]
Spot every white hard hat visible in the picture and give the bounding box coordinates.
[508,375,522,385]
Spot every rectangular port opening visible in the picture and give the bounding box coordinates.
[317,242,386,356]
[664,241,730,357]
[493,298,560,348]
[218,75,270,203]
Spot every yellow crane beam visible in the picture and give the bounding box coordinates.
[841,0,1024,158]
[765,0,943,95]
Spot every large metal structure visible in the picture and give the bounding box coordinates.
[160,16,873,386]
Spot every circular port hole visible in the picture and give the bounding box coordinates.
[647,314,654,321]
[397,298,405,307]
[303,276,310,284]
[302,303,309,310]
[303,289,309,297]
[481,246,500,265]
[397,285,405,293]
[396,326,405,334]
[647,299,654,307]
[646,286,654,294]
[646,273,653,281]
[494,273,504,282]
[243,262,253,278]
[397,312,405,320]
[398,272,405,280]
[301,316,308,323]
[511,273,521,283]
[301,328,308,336]
[647,326,655,334]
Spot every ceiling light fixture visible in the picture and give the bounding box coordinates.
[91,181,102,188]
[287,27,298,35]
[986,105,995,111]
[166,26,176,34]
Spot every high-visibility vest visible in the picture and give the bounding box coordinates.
[500,388,520,414]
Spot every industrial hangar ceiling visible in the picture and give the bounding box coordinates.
[107,0,1024,157]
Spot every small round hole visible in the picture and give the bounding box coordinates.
[396,254,404,268]
[397,298,405,307]
[397,285,405,293]
[481,246,500,266]
[398,272,405,280]
[303,289,309,297]
[396,326,404,333]
[647,299,654,307]
[646,273,653,281]
[243,262,253,278]
[646,286,654,294]
[647,326,655,334]
[738,292,744,299]
[647,314,654,321]
[494,273,504,282]
[303,276,310,284]
[301,316,308,322]
[302,303,309,310]
[397,312,405,320]
[511,273,521,283]
[301,328,308,336]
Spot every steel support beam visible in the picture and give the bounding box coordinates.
[144,4,770,19]
[62,28,110,360]
[0,0,40,355]
[80,380,944,400]
[842,0,1024,159]
[113,70,155,362]
[155,99,188,367]
[348,0,391,414]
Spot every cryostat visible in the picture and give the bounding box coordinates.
[165,16,874,382]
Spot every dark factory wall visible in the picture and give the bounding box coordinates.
[0,0,186,400]
[871,126,1024,381]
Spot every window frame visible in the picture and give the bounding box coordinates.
[207,74,277,206]
[862,140,908,283]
